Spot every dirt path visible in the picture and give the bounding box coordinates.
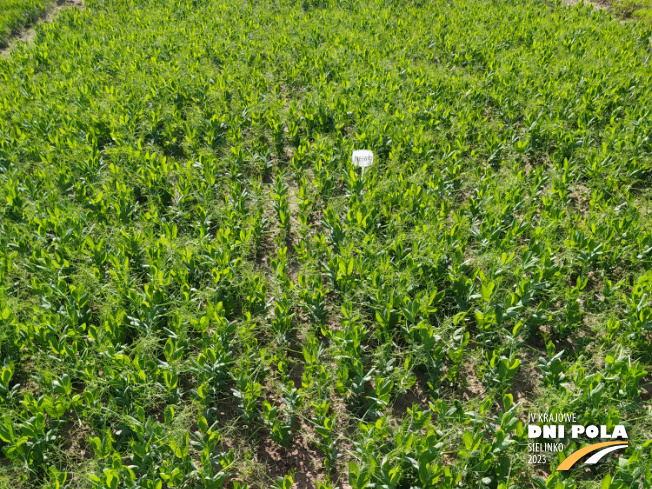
[0,0,83,59]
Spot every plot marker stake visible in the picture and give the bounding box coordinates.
[352,149,374,182]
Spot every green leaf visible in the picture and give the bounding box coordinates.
[164,405,174,424]
[503,393,513,411]
[197,415,208,434]
[462,430,473,451]
[602,474,612,489]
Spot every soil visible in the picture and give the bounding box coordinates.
[509,347,543,407]
[254,419,325,488]
[390,369,431,416]
[459,359,486,401]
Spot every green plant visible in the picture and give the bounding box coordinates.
[1,0,652,486]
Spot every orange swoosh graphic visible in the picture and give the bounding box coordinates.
[557,441,628,470]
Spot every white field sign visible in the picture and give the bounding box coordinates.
[352,149,373,179]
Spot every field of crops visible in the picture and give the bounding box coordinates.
[0,0,651,487]
[0,0,49,48]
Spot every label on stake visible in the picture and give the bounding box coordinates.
[352,150,374,168]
